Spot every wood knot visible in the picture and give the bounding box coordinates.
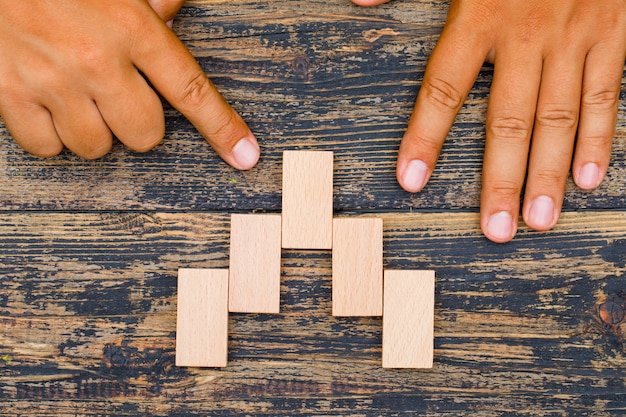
[101,213,163,235]
[103,343,130,369]
[291,55,310,80]
[597,296,625,326]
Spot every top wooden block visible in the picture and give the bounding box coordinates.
[281,150,334,249]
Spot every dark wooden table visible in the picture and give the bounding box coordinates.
[1,1,625,415]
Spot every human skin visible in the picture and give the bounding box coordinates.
[353,0,626,243]
[0,0,260,170]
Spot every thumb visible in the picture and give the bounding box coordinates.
[148,0,186,23]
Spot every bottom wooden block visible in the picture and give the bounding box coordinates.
[332,217,383,316]
[176,268,229,368]
[382,270,435,369]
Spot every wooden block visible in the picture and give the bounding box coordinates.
[176,268,229,368]
[229,214,282,313]
[332,217,383,316]
[281,150,333,249]
[382,270,435,369]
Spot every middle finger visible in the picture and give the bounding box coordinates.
[481,47,542,243]
[522,47,586,231]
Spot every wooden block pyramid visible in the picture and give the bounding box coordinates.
[176,150,435,369]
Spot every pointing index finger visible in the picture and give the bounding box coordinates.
[130,8,259,170]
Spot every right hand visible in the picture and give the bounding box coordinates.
[0,0,260,170]
[353,0,626,243]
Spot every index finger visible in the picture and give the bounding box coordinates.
[131,9,259,170]
[397,5,490,192]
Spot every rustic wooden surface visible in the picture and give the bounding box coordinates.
[1,0,625,415]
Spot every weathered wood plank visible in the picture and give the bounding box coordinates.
[0,1,624,212]
[1,211,625,415]
[1,1,625,415]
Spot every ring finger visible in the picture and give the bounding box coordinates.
[481,48,542,243]
[48,96,113,159]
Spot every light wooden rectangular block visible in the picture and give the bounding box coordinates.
[281,150,333,249]
[229,214,282,313]
[382,270,435,369]
[176,268,229,368]
[332,217,383,316]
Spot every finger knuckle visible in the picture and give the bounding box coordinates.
[422,77,464,112]
[129,135,163,153]
[33,68,66,92]
[80,141,113,160]
[208,107,241,145]
[533,169,566,188]
[177,71,215,109]
[404,131,441,155]
[67,130,113,159]
[487,180,521,199]
[73,44,108,74]
[488,116,532,142]
[579,134,614,150]
[535,107,578,129]
[516,14,543,44]
[28,141,64,158]
[582,89,619,111]
[127,118,165,153]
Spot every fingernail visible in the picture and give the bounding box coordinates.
[577,162,600,189]
[527,195,555,230]
[486,211,515,242]
[400,159,429,192]
[232,138,260,170]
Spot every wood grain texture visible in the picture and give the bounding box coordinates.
[332,217,383,316]
[382,269,435,369]
[1,211,626,415]
[176,268,229,367]
[281,150,334,249]
[229,214,282,313]
[0,0,625,415]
